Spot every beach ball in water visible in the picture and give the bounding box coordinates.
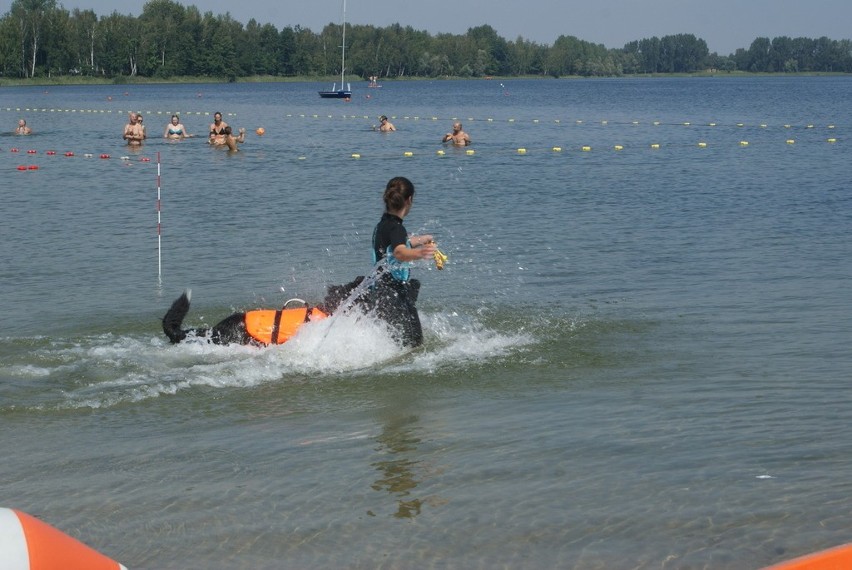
[256,127,265,136]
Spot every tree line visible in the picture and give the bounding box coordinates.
[2,0,851,81]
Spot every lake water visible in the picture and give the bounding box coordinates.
[1,76,850,569]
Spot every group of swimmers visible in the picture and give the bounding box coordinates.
[374,116,472,145]
[119,110,245,151]
[15,113,470,149]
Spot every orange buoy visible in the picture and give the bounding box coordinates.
[16,165,27,171]
[140,157,151,162]
[99,154,110,159]
[11,148,19,153]
[761,543,852,569]
[46,151,56,155]
[64,152,74,157]
[27,150,37,154]
[255,127,265,136]
[0,508,127,570]
[28,165,39,170]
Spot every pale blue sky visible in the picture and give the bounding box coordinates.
[62,0,851,55]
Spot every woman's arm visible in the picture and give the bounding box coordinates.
[393,241,436,262]
[409,234,434,247]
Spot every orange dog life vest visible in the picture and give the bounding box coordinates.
[244,307,328,345]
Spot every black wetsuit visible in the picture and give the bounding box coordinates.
[369,212,423,346]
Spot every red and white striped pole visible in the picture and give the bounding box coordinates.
[157,151,162,281]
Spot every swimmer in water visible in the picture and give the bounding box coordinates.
[376,115,396,132]
[164,115,193,140]
[15,119,32,135]
[223,126,246,152]
[208,112,229,145]
[442,121,471,146]
[123,112,145,146]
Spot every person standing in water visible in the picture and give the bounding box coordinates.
[164,115,193,140]
[371,176,436,346]
[15,119,32,135]
[208,112,228,145]
[442,121,471,146]
[123,112,145,146]
[376,115,396,132]
[222,126,246,151]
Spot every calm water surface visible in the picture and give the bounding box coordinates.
[1,77,850,569]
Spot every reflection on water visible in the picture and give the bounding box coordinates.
[369,414,424,519]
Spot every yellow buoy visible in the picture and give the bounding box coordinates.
[582,146,592,152]
[613,145,624,151]
[436,149,445,156]
[552,147,562,152]
[827,138,837,143]
[650,143,660,149]
[351,153,361,159]
[698,142,708,148]
[786,139,795,145]
[404,151,413,157]
[517,148,526,154]
[739,141,749,146]
[737,123,745,127]
[708,122,717,127]
[465,149,475,155]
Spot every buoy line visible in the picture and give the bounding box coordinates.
[5,135,842,172]
[2,107,843,132]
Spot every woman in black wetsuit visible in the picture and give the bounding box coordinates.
[370,176,436,347]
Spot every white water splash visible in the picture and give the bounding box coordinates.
[7,308,535,411]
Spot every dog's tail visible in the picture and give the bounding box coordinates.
[162,289,192,344]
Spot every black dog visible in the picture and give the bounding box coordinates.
[162,274,423,348]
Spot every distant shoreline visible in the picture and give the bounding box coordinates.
[1,71,848,88]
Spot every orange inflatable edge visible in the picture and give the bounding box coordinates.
[13,509,126,570]
[761,543,852,570]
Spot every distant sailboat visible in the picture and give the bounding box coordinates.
[319,0,352,99]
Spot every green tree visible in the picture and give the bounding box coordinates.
[68,8,99,74]
[746,37,771,71]
[10,0,58,77]
[139,0,187,78]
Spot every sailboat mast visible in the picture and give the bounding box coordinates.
[340,0,346,86]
